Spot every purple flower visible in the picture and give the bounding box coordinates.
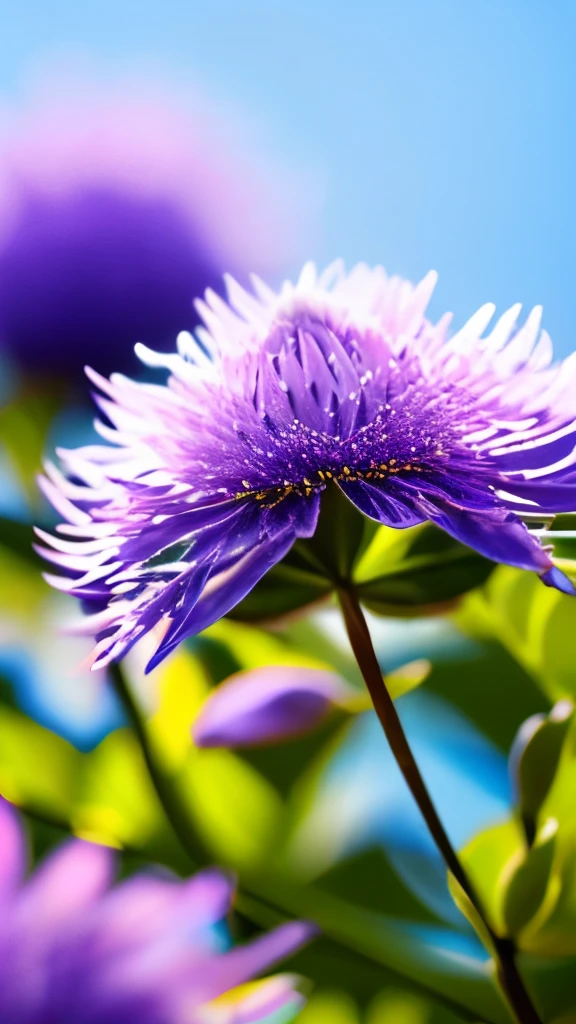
[38,263,576,671]
[0,797,312,1023]
[0,77,294,378]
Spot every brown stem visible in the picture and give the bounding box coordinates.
[338,588,542,1024]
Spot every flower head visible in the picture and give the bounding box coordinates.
[0,797,311,1023]
[39,262,576,670]
[0,75,295,378]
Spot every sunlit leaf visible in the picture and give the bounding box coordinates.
[207,619,333,673]
[297,990,360,1024]
[458,820,525,936]
[183,746,283,869]
[147,648,210,771]
[356,524,494,616]
[74,728,166,848]
[387,660,431,701]
[502,820,558,936]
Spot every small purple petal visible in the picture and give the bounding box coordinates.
[187,920,317,1006]
[402,484,552,573]
[541,565,576,595]
[339,478,425,528]
[194,666,351,748]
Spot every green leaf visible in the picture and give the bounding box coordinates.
[457,565,576,702]
[386,659,432,700]
[356,524,494,616]
[303,483,369,582]
[229,559,333,622]
[458,820,525,936]
[502,820,558,936]
[514,702,574,836]
[232,507,494,624]
[446,873,496,957]
[207,618,335,673]
[368,989,431,1024]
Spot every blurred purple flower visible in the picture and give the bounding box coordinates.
[0,797,312,1023]
[0,76,297,378]
[39,263,576,670]
[193,666,352,748]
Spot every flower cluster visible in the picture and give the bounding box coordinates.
[0,797,311,1023]
[38,263,576,671]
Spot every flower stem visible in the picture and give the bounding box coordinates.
[109,662,209,867]
[337,587,542,1024]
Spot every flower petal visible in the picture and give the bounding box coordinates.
[147,495,320,671]
[193,666,351,748]
[396,478,576,592]
[17,838,114,930]
[0,798,25,903]
[338,478,425,528]
[186,921,316,1007]
[199,975,305,1024]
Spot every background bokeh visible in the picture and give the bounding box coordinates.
[1,0,574,346]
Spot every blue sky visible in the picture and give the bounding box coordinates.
[1,0,574,350]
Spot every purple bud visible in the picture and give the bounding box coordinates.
[193,666,351,748]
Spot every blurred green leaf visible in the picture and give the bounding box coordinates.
[517,950,576,1021]
[0,385,63,505]
[74,728,166,849]
[0,541,47,616]
[207,619,334,673]
[183,745,283,869]
[368,988,431,1024]
[386,659,432,700]
[425,639,546,754]
[457,566,576,702]
[446,873,495,959]
[0,517,38,566]
[297,990,360,1024]
[0,705,82,817]
[246,871,512,1024]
